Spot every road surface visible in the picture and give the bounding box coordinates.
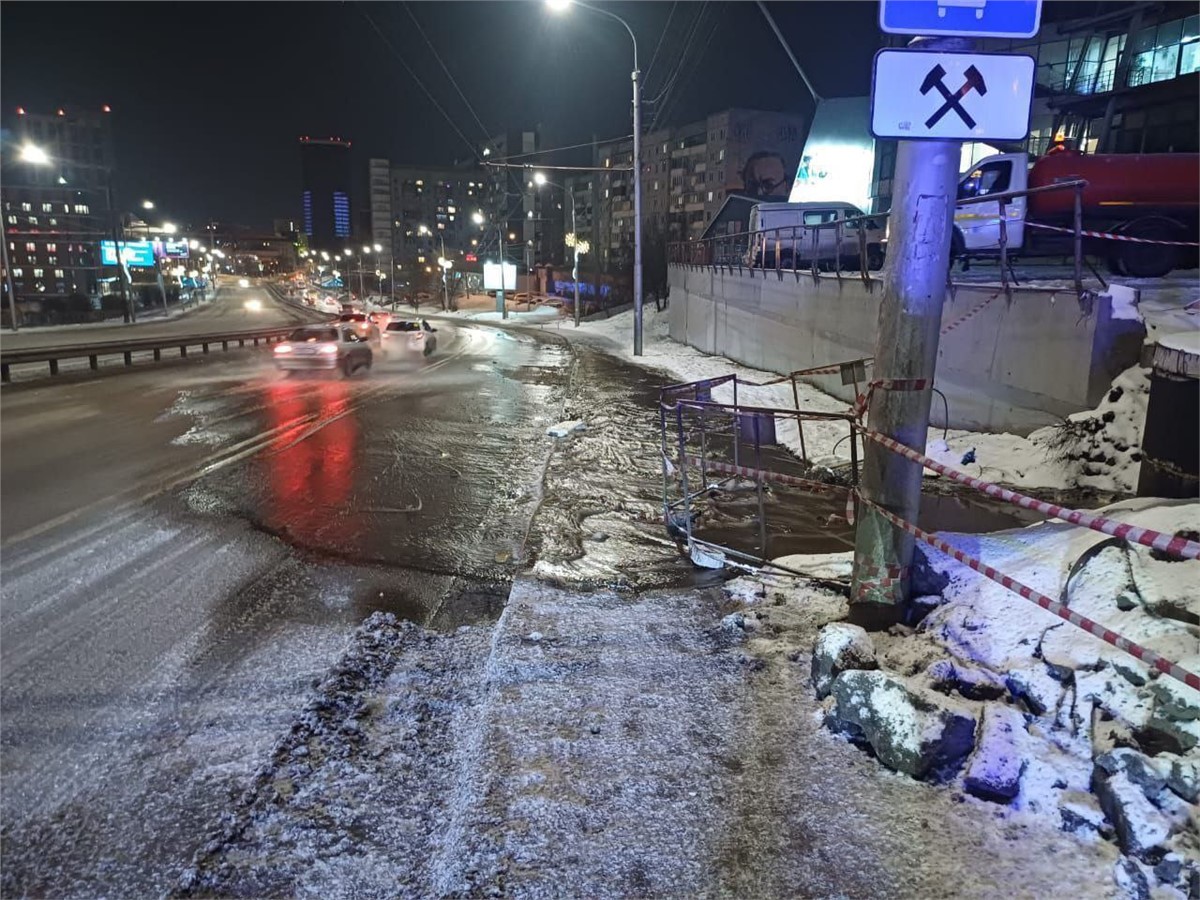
[0,316,697,896]
[0,279,321,353]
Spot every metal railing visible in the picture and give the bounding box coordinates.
[669,179,1094,303]
[658,366,866,568]
[0,326,297,383]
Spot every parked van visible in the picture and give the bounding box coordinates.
[747,201,885,270]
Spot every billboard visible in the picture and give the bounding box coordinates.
[100,240,157,267]
[483,261,517,291]
[159,240,190,259]
[788,97,876,213]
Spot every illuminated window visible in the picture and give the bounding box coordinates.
[25,242,36,252]
[302,190,313,235]
[46,243,57,253]
[5,215,15,225]
[333,191,351,237]
[48,256,57,265]
[54,269,64,278]
[41,203,53,213]
[28,216,38,225]
[21,203,32,212]
[48,218,57,226]
[33,268,44,277]
[73,204,89,214]
[11,268,22,277]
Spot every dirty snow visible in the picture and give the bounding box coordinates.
[720,497,1200,895]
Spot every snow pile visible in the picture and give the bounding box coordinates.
[564,306,1161,496]
[546,419,586,438]
[721,498,1200,897]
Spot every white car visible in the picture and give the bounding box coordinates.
[382,319,438,356]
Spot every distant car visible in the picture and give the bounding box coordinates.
[383,319,438,356]
[336,312,381,343]
[273,324,372,377]
[368,310,393,330]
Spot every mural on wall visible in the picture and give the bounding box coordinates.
[740,150,794,199]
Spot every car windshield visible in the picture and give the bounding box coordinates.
[387,321,420,332]
[289,328,339,342]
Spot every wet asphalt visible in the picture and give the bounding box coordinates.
[0,292,1059,895]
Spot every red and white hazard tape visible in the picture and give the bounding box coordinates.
[854,377,932,420]
[858,428,1200,561]
[860,497,1200,690]
[941,292,999,336]
[1025,221,1200,247]
[743,358,874,387]
[686,457,849,496]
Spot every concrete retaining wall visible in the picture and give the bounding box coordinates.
[668,265,1144,434]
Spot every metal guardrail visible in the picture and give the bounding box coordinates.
[669,179,1094,303]
[0,327,297,383]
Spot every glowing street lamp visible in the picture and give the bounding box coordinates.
[548,0,644,353]
[142,200,155,210]
[18,143,50,166]
[161,222,177,235]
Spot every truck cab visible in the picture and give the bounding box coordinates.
[953,153,1029,254]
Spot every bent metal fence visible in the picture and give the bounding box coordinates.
[657,363,1200,690]
[669,179,1099,305]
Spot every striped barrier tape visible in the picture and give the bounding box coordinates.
[857,428,1200,561]
[859,496,1200,691]
[1025,221,1200,247]
[685,457,850,497]
[941,292,999,336]
[853,377,932,420]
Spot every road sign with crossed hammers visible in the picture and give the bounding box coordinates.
[870,49,1034,142]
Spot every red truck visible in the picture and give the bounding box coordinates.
[953,148,1200,277]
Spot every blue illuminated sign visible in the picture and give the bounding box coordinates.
[880,0,1042,39]
[100,240,157,267]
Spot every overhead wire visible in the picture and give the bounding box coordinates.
[654,5,721,129]
[357,3,484,162]
[642,0,677,86]
[647,2,706,105]
[490,135,633,163]
[401,2,493,144]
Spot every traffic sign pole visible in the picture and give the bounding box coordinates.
[851,34,973,614]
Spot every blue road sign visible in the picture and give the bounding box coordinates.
[880,0,1042,39]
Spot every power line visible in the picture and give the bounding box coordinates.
[648,2,709,122]
[643,1,677,86]
[491,135,632,163]
[654,7,720,129]
[401,2,493,143]
[483,162,633,172]
[357,4,483,162]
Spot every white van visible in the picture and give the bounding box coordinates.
[748,201,885,270]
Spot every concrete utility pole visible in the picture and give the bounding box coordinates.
[851,35,970,614]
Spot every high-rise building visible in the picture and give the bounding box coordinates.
[1,104,118,321]
[390,164,486,274]
[585,108,808,267]
[299,136,352,250]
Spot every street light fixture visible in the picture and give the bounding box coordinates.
[18,143,50,165]
[142,200,155,210]
[534,173,587,327]
[548,0,644,354]
[161,222,177,235]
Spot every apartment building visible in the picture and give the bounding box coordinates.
[587,108,807,267]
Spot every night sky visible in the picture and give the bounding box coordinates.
[1,1,880,228]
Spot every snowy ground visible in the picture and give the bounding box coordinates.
[720,498,1200,897]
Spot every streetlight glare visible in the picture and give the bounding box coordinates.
[372,243,382,252]
[142,200,155,210]
[533,172,547,186]
[162,223,177,234]
[18,143,50,165]
[472,211,484,225]
[547,0,572,11]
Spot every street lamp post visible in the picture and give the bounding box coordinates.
[549,0,642,354]
[535,172,587,327]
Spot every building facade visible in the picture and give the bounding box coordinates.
[586,108,807,267]
[871,2,1199,212]
[1,105,117,319]
[299,136,353,251]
